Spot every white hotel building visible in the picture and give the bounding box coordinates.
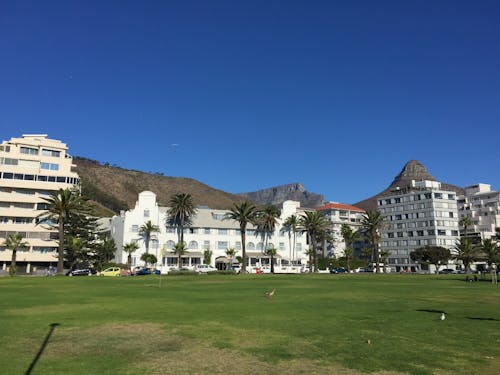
[377,180,460,272]
[457,183,499,240]
[111,191,310,271]
[0,134,80,273]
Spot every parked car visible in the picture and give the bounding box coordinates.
[66,268,96,276]
[330,267,347,274]
[195,264,217,273]
[354,267,368,273]
[438,268,456,274]
[134,268,151,276]
[99,267,121,276]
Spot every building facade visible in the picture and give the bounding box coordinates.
[457,183,499,240]
[111,191,310,271]
[377,180,459,272]
[316,202,365,258]
[0,134,80,273]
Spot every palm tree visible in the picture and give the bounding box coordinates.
[203,249,212,265]
[167,193,197,245]
[479,238,499,269]
[453,237,479,274]
[254,205,281,251]
[3,233,28,276]
[140,253,157,267]
[38,188,84,274]
[123,242,139,271]
[299,211,329,273]
[264,247,277,273]
[225,248,237,271]
[224,202,258,273]
[282,215,299,263]
[459,216,472,238]
[340,224,359,272]
[173,242,187,269]
[139,220,160,255]
[361,211,385,273]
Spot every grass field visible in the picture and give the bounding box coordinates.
[0,274,499,375]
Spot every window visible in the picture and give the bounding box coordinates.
[438,230,446,236]
[20,146,38,155]
[279,242,285,251]
[434,193,442,199]
[217,241,228,250]
[218,228,228,235]
[449,212,454,218]
[448,194,455,200]
[166,227,175,233]
[14,217,32,224]
[296,243,302,252]
[166,240,175,250]
[41,162,59,171]
[204,228,211,234]
[235,241,241,250]
[212,213,224,220]
[256,242,264,250]
[144,209,150,218]
[203,240,210,249]
[188,241,198,249]
[131,225,138,232]
[247,242,255,250]
[42,149,60,157]
[417,231,424,236]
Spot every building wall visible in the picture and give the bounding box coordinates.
[377,180,459,272]
[0,134,80,273]
[112,192,309,269]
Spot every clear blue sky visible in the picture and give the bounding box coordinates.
[1,1,499,204]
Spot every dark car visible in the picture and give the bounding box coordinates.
[66,268,96,276]
[134,268,151,276]
[330,267,347,274]
[438,268,455,274]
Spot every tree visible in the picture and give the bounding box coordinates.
[479,238,499,269]
[167,193,197,245]
[361,211,385,273]
[139,220,160,255]
[459,216,472,238]
[379,249,391,272]
[93,235,117,270]
[172,242,187,269]
[264,247,277,273]
[254,205,281,251]
[123,242,139,270]
[66,236,85,270]
[203,249,212,265]
[38,188,86,274]
[141,253,157,267]
[299,211,329,273]
[224,202,258,273]
[453,238,479,274]
[341,224,359,272]
[282,215,299,263]
[410,246,451,274]
[3,233,28,276]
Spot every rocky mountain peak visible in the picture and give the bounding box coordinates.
[238,182,323,208]
[392,160,435,183]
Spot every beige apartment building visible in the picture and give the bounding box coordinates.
[0,134,80,274]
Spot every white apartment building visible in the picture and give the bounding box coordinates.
[377,180,459,272]
[0,134,80,273]
[316,202,365,258]
[457,183,499,240]
[111,191,309,270]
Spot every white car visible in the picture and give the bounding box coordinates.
[195,264,217,273]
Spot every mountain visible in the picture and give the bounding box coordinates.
[354,160,464,211]
[238,183,324,208]
[74,157,247,216]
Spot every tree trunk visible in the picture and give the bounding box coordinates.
[373,233,380,274]
[241,224,247,273]
[312,233,317,272]
[57,219,65,274]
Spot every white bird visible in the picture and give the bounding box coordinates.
[264,289,275,299]
[440,312,446,321]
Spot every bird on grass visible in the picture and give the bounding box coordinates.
[440,312,446,321]
[264,289,275,299]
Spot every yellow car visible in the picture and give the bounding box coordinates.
[99,267,121,276]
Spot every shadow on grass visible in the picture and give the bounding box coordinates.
[416,309,445,314]
[25,323,60,375]
[466,317,500,321]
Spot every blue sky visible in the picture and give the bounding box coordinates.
[1,1,499,204]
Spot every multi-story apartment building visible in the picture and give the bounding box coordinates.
[111,191,309,271]
[0,134,80,274]
[316,202,365,258]
[377,180,459,272]
[457,183,499,240]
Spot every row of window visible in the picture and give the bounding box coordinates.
[385,229,459,238]
[132,225,303,237]
[389,220,457,230]
[0,246,57,253]
[378,193,456,206]
[160,240,301,252]
[0,172,80,185]
[0,231,58,240]
[386,211,455,221]
[381,238,455,247]
[20,146,61,157]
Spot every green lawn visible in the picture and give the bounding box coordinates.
[0,274,499,375]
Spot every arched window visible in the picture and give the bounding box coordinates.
[166,240,175,250]
[256,242,264,251]
[267,243,274,250]
[247,242,255,250]
[189,241,198,250]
